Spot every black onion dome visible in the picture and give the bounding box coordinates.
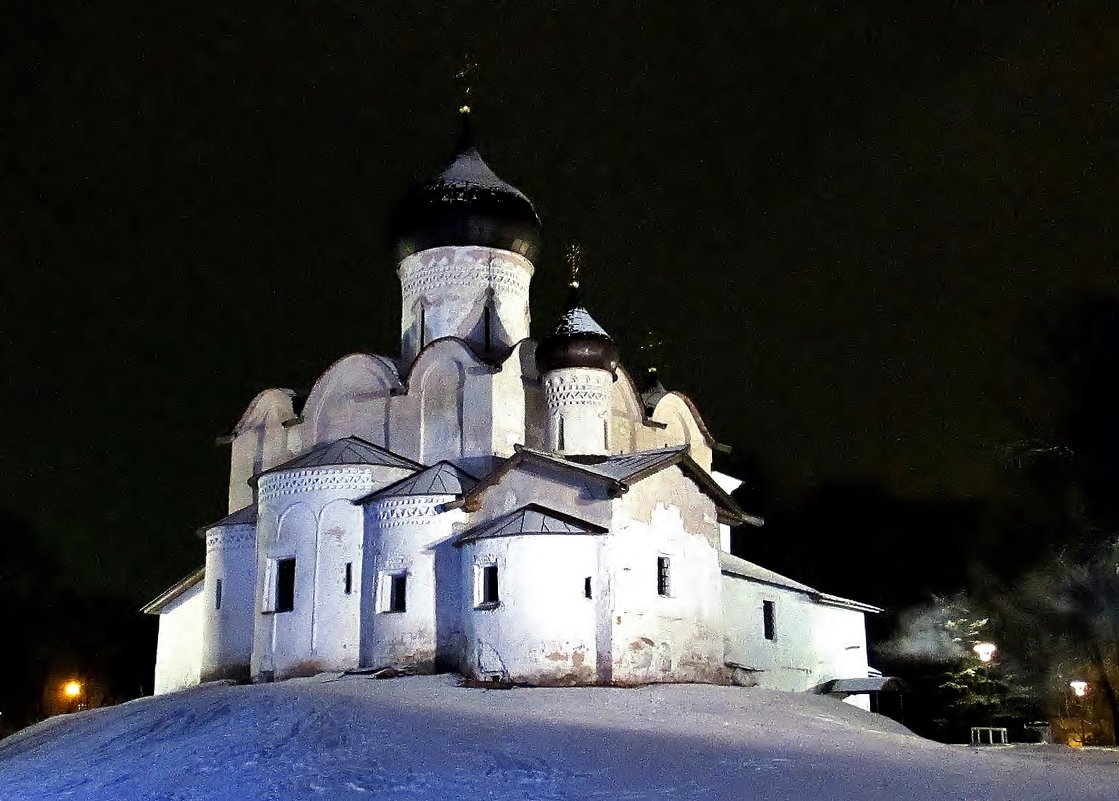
[536,293,619,377]
[391,114,541,262]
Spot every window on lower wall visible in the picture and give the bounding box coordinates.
[476,563,499,608]
[276,558,296,613]
[584,576,592,599]
[763,599,776,640]
[215,578,223,611]
[344,562,353,595]
[657,556,671,597]
[378,571,407,613]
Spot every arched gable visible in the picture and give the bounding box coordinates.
[608,366,646,453]
[304,353,402,449]
[647,392,714,471]
[229,388,298,513]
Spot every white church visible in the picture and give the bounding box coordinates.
[143,111,880,701]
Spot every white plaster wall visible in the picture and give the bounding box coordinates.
[361,496,465,670]
[469,462,613,530]
[607,368,644,454]
[606,495,725,685]
[398,246,534,363]
[228,389,297,512]
[641,394,714,472]
[491,341,535,457]
[252,464,413,680]
[390,339,498,477]
[201,523,256,681]
[303,353,400,449]
[459,534,600,684]
[153,583,204,695]
[722,576,870,693]
[543,367,612,456]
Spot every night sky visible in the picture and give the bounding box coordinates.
[3,2,1118,713]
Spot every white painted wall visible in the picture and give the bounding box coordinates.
[398,246,534,364]
[459,534,601,684]
[543,367,612,456]
[361,495,465,670]
[722,575,870,695]
[201,523,256,681]
[153,582,204,695]
[252,464,413,680]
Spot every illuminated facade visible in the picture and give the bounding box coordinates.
[144,113,879,697]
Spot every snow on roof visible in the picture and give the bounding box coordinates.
[432,148,533,203]
[455,504,607,545]
[356,462,479,503]
[550,306,610,338]
[253,437,422,483]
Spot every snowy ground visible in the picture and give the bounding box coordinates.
[1,675,1115,800]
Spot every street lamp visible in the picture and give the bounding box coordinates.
[1070,680,1089,697]
[973,642,997,663]
[61,680,84,712]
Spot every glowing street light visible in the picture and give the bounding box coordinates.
[973,642,997,663]
[62,680,82,700]
[1070,680,1089,697]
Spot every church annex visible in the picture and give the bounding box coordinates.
[143,111,879,699]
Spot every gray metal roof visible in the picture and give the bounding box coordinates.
[455,504,607,545]
[575,447,690,481]
[719,552,817,594]
[357,461,478,503]
[200,504,257,531]
[253,437,422,483]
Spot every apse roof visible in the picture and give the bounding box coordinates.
[356,461,479,503]
[252,437,422,484]
[199,504,257,532]
[455,504,607,545]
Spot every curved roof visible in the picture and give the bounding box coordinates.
[391,113,541,262]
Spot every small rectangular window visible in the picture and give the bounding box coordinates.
[477,564,499,607]
[344,562,353,595]
[763,599,776,640]
[389,573,407,612]
[276,558,296,613]
[215,578,223,611]
[584,576,592,599]
[657,556,671,597]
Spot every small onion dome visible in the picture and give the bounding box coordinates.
[536,286,619,377]
[391,111,541,262]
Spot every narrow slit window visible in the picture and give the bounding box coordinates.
[344,562,353,595]
[478,564,499,607]
[763,600,776,640]
[387,573,407,613]
[603,418,609,449]
[483,304,492,351]
[557,416,565,451]
[215,578,223,611]
[657,556,671,597]
[276,558,296,613]
[584,576,592,599]
[419,305,427,350]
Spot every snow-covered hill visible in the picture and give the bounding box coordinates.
[0,675,1113,800]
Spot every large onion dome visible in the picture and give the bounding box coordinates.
[391,110,541,262]
[536,280,619,377]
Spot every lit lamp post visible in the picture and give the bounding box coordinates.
[62,680,84,712]
[1069,680,1089,747]
[972,643,997,730]
[973,642,997,663]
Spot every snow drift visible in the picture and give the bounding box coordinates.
[0,675,1113,800]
